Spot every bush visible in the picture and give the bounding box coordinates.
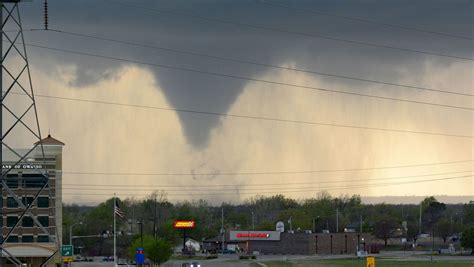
[239,255,257,260]
[205,255,218,259]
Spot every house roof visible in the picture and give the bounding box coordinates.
[34,134,65,146]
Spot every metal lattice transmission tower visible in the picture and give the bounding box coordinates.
[1,1,56,266]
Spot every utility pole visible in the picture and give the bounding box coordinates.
[153,195,157,240]
[251,211,255,230]
[450,215,453,235]
[336,208,339,233]
[137,220,143,247]
[419,203,422,235]
[360,215,363,233]
[431,223,434,262]
[221,207,225,252]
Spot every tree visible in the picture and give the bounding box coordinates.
[422,197,446,230]
[407,220,420,243]
[460,227,474,254]
[372,215,399,246]
[435,218,451,243]
[463,202,474,226]
[128,235,173,264]
[278,208,311,231]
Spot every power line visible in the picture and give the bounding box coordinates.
[58,161,473,176]
[22,42,474,111]
[59,170,472,190]
[62,174,473,196]
[104,0,473,61]
[7,91,473,139]
[40,28,472,97]
[257,1,474,41]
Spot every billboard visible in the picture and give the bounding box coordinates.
[173,220,196,229]
[229,231,281,241]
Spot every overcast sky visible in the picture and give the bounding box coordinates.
[4,0,473,204]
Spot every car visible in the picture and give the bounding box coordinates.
[222,249,236,254]
[102,256,114,262]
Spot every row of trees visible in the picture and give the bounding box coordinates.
[63,192,474,262]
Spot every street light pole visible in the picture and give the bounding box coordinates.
[69,222,83,252]
[137,220,143,247]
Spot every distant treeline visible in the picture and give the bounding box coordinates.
[63,191,474,256]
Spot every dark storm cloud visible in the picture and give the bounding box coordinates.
[18,0,473,147]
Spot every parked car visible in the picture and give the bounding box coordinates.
[102,256,114,262]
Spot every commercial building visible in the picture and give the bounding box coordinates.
[204,230,374,255]
[1,135,64,266]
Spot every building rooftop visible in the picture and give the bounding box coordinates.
[34,134,65,146]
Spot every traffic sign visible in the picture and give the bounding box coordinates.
[136,247,145,265]
[63,256,73,263]
[61,245,73,256]
[366,256,375,267]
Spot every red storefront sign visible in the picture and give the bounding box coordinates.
[236,233,270,238]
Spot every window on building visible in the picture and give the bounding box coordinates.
[6,174,18,188]
[6,236,18,243]
[6,216,18,227]
[22,174,48,188]
[6,197,18,208]
[21,235,34,243]
[37,197,49,208]
[37,235,49,243]
[22,196,34,207]
[22,216,34,227]
[37,216,49,227]
[7,177,18,188]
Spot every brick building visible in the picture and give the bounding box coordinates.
[1,135,64,266]
[209,230,375,255]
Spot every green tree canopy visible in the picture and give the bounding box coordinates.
[460,227,474,254]
[435,218,451,243]
[463,202,474,226]
[421,197,446,229]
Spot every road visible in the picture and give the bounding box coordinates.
[68,252,474,267]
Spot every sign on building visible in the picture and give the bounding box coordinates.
[229,231,281,241]
[173,220,195,229]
